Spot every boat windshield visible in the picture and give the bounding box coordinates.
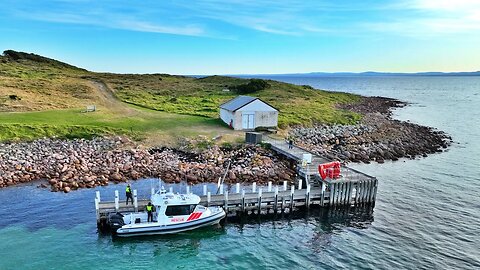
[165,204,196,216]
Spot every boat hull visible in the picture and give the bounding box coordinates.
[115,209,226,237]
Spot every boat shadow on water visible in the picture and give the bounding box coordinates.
[109,223,227,243]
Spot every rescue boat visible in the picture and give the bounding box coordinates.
[108,188,226,237]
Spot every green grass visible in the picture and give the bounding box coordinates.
[0,108,225,142]
[100,74,362,128]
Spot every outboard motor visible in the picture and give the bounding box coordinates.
[108,212,125,231]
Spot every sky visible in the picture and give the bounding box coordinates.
[0,0,479,75]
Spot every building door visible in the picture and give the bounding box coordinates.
[242,113,255,129]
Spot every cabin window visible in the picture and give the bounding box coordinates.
[165,205,196,216]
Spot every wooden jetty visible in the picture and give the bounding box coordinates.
[95,136,378,227]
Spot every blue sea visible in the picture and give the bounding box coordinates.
[0,76,479,269]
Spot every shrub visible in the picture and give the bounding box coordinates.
[8,94,21,100]
[233,79,270,94]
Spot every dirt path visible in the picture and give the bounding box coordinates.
[88,80,136,115]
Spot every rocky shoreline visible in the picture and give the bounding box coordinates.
[0,96,452,192]
[289,97,452,163]
[0,137,296,192]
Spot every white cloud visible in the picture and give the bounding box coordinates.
[363,0,480,36]
[5,0,480,38]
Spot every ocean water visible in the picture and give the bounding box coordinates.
[0,76,479,269]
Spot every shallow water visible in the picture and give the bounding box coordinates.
[1,76,479,269]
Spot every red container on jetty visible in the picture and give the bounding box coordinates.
[318,161,341,180]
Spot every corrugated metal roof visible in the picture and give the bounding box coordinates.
[220,95,258,111]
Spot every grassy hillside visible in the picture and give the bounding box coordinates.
[98,74,361,127]
[0,50,361,143]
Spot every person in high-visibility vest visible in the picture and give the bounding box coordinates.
[145,202,155,222]
[125,184,133,205]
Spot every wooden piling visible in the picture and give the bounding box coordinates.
[366,180,372,203]
[258,188,263,214]
[329,183,335,206]
[354,181,361,205]
[290,186,294,212]
[224,191,229,212]
[320,181,326,206]
[371,179,378,203]
[94,197,99,220]
[274,186,279,213]
[338,182,345,205]
[305,184,311,209]
[241,189,246,213]
[370,180,375,202]
[346,181,353,206]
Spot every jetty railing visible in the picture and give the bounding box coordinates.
[95,177,377,227]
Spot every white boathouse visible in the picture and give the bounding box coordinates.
[219,96,278,130]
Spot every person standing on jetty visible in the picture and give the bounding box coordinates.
[125,184,133,205]
[288,138,293,149]
[146,202,155,222]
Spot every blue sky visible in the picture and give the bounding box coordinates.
[1,0,479,74]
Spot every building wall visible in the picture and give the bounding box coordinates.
[221,99,279,130]
[254,111,278,128]
[220,108,234,128]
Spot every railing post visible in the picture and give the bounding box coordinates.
[169,187,173,194]
[133,189,138,212]
[114,190,119,211]
[95,191,101,202]
[207,191,211,207]
[186,185,190,194]
[219,184,224,195]
[283,181,287,191]
[203,184,207,196]
[151,187,155,196]
[252,182,256,193]
[298,179,302,190]
[268,181,272,192]
[236,183,240,194]
[94,198,99,221]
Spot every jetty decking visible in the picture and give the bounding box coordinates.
[95,136,378,227]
